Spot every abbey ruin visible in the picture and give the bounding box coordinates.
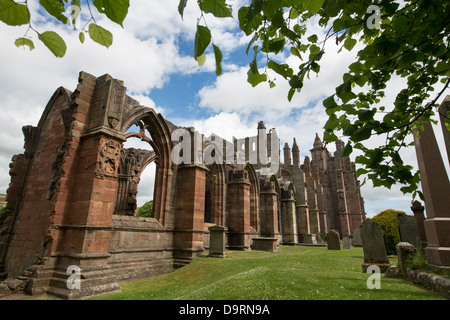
[0,72,365,299]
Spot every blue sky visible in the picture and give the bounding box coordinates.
[0,0,448,218]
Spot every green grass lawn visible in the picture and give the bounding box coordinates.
[90,245,446,300]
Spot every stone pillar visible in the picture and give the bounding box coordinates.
[226,170,251,250]
[259,177,279,239]
[173,163,208,267]
[208,225,227,258]
[280,189,297,245]
[306,180,320,236]
[410,200,428,250]
[283,143,291,165]
[413,115,450,269]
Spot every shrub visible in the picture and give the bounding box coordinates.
[136,200,153,218]
[372,209,406,255]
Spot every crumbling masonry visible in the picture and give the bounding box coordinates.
[0,72,365,298]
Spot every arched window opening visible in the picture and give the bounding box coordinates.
[114,123,157,217]
[204,187,212,223]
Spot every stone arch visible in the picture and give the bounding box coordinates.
[114,145,157,216]
[244,162,260,232]
[120,106,173,225]
[205,162,226,226]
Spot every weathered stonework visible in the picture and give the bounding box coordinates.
[0,72,367,299]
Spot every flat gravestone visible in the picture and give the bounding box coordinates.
[327,230,341,250]
[398,215,422,251]
[360,219,390,272]
[342,238,352,249]
[352,229,363,247]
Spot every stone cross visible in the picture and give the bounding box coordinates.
[360,219,390,272]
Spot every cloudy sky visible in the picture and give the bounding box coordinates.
[0,0,448,217]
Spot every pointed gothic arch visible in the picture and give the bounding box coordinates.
[119,106,173,225]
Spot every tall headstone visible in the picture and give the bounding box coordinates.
[360,219,390,273]
[208,225,227,258]
[352,229,363,247]
[398,215,422,252]
[342,238,352,249]
[413,100,450,269]
[327,230,341,250]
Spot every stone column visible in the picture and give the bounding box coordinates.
[280,189,298,245]
[413,115,450,269]
[259,178,279,239]
[173,163,208,267]
[226,170,251,250]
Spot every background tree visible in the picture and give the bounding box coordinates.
[135,200,153,218]
[1,0,449,200]
[372,208,406,255]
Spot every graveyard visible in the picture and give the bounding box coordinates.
[88,245,446,300]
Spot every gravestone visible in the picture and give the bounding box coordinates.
[327,230,341,250]
[208,225,227,258]
[396,242,416,274]
[398,215,422,251]
[342,238,352,249]
[352,229,363,247]
[360,219,390,273]
[410,201,427,249]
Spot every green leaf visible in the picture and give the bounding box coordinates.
[287,88,295,101]
[178,0,188,19]
[200,0,233,18]
[245,0,264,22]
[246,33,259,55]
[93,0,129,27]
[336,80,356,103]
[307,34,318,43]
[357,109,374,121]
[323,95,337,109]
[247,68,267,87]
[88,23,113,48]
[238,6,262,35]
[14,37,34,51]
[0,0,29,26]
[268,60,293,79]
[213,44,222,76]
[39,0,67,24]
[303,0,324,14]
[194,24,211,59]
[352,126,372,142]
[38,31,67,58]
[338,142,353,158]
[289,75,303,89]
[289,6,299,19]
[79,32,85,44]
[324,114,338,131]
[343,37,357,51]
[196,53,206,66]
